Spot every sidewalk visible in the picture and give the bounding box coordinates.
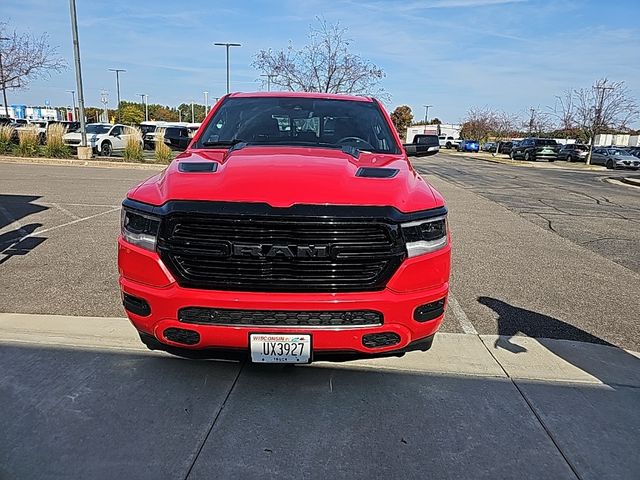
[1,313,638,479]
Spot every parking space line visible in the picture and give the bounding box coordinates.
[51,203,81,221]
[41,202,121,208]
[449,295,478,335]
[29,207,121,237]
[1,207,120,251]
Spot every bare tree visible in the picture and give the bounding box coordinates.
[460,107,495,143]
[574,78,639,164]
[523,107,554,136]
[253,19,386,98]
[0,23,66,117]
[548,89,576,139]
[491,110,519,154]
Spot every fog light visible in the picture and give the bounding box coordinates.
[414,298,446,322]
[362,332,401,348]
[122,293,151,317]
[164,328,200,345]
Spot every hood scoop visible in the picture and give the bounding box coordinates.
[178,162,218,173]
[356,167,399,178]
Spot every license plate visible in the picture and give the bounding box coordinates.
[250,334,311,363]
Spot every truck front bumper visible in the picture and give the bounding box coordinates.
[118,237,450,360]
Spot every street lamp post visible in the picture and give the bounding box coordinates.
[190,101,194,123]
[423,104,432,124]
[0,36,10,118]
[260,74,276,92]
[204,91,209,115]
[68,0,89,156]
[137,93,148,121]
[108,68,126,121]
[66,90,76,121]
[214,42,241,94]
[100,90,108,122]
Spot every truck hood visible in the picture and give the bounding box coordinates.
[129,146,443,212]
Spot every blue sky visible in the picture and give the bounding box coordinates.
[3,0,640,124]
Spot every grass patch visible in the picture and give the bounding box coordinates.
[123,127,144,162]
[154,128,174,163]
[16,125,41,157]
[43,123,71,158]
[0,124,15,154]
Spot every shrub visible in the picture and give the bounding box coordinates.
[43,123,71,158]
[123,126,144,161]
[154,128,173,163]
[16,125,40,157]
[0,124,15,154]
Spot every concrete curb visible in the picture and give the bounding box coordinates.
[620,176,640,187]
[1,312,637,386]
[0,155,168,170]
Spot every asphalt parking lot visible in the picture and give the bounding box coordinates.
[1,156,639,479]
[1,155,639,350]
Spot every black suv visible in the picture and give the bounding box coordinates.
[557,144,588,162]
[510,138,558,162]
[163,126,192,151]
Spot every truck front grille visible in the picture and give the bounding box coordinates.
[157,212,406,292]
[179,307,383,327]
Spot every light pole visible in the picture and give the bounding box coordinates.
[204,91,209,115]
[214,42,241,94]
[0,36,10,118]
[66,90,76,121]
[108,68,125,121]
[69,0,89,154]
[100,90,109,122]
[260,74,276,92]
[190,101,194,123]
[423,104,432,124]
[137,93,148,121]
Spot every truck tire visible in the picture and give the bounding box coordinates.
[446,142,451,149]
[524,151,532,161]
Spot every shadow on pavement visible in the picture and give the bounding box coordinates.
[1,342,638,480]
[0,194,48,264]
[478,296,640,386]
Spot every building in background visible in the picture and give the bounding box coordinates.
[0,104,62,121]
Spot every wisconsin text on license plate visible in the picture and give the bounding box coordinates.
[250,334,311,363]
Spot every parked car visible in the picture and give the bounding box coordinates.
[163,126,193,151]
[63,123,139,156]
[118,91,451,362]
[557,144,589,162]
[482,141,497,152]
[457,140,479,152]
[438,135,461,149]
[626,147,640,159]
[403,134,440,157]
[497,141,513,154]
[510,138,558,162]
[591,148,640,170]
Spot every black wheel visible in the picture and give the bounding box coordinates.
[446,142,452,149]
[100,141,112,157]
[510,150,515,160]
[606,160,615,170]
[566,155,573,163]
[524,151,531,161]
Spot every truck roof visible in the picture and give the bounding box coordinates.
[228,91,373,102]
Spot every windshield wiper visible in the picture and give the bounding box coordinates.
[201,139,246,148]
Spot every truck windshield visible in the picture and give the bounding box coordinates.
[196,96,401,154]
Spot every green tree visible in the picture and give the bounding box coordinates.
[177,103,206,123]
[148,104,179,122]
[120,104,144,125]
[390,105,413,140]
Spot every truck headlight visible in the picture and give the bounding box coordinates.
[121,208,160,251]
[401,216,448,257]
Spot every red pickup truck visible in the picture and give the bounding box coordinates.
[118,92,450,363]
